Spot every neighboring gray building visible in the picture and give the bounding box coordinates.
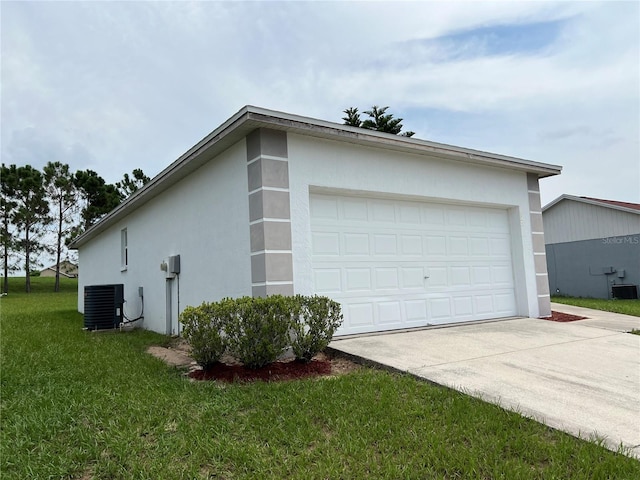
[543,195,640,299]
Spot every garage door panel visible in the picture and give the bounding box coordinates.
[342,198,368,221]
[311,196,339,219]
[344,233,369,255]
[448,236,469,255]
[429,298,452,320]
[378,301,402,325]
[450,266,471,286]
[492,265,513,285]
[347,303,375,327]
[426,266,448,287]
[446,208,467,226]
[405,300,428,322]
[426,236,447,255]
[310,193,516,336]
[472,266,492,286]
[469,237,490,256]
[313,269,342,293]
[374,267,399,290]
[371,200,396,222]
[453,296,474,316]
[344,268,371,291]
[399,204,421,224]
[495,292,517,313]
[373,234,397,255]
[422,204,446,225]
[401,267,425,288]
[400,235,423,255]
[312,232,340,255]
[490,237,511,256]
[475,295,495,314]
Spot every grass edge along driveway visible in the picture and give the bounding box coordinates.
[2,278,639,479]
[552,296,640,317]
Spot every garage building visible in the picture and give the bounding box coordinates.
[71,106,561,336]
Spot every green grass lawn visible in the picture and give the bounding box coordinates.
[2,278,639,479]
[552,296,640,317]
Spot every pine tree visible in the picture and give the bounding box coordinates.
[1,164,19,293]
[10,165,52,293]
[74,170,121,230]
[342,107,362,127]
[116,168,150,199]
[43,162,78,292]
[342,105,415,137]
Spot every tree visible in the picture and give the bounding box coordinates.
[74,170,121,231]
[10,165,52,293]
[116,168,150,199]
[43,162,78,292]
[343,105,415,137]
[1,164,19,293]
[342,107,362,127]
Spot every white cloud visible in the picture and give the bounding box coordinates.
[1,0,638,208]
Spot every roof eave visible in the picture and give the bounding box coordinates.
[244,108,562,178]
[71,105,562,248]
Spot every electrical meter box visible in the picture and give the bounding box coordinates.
[168,255,181,274]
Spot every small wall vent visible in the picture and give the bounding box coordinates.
[612,284,638,300]
[84,284,124,330]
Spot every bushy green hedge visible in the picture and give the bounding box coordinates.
[179,295,343,369]
[290,295,343,362]
[180,302,227,369]
[224,296,292,369]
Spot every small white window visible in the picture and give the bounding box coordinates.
[121,228,128,270]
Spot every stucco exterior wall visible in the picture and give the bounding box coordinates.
[286,133,543,318]
[78,140,251,333]
[543,201,640,244]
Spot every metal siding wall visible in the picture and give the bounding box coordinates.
[544,201,640,244]
[546,234,640,299]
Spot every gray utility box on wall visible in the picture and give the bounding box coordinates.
[168,255,180,274]
[84,284,124,330]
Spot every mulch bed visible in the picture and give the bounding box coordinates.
[541,310,587,322]
[189,359,333,383]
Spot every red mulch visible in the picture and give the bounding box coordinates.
[541,310,587,322]
[189,359,332,383]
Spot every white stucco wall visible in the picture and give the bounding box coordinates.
[286,134,541,318]
[78,140,251,333]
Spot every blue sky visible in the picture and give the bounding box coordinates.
[2,0,639,207]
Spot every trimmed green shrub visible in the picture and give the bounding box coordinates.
[181,295,344,369]
[180,302,227,369]
[290,295,343,362]
[224,295,291,369]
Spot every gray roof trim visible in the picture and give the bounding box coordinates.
[542,194,640,215]
[71,105,562,248]
[244,106,562,176]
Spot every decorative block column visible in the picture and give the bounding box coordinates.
[527,173,551,317]
[246,128,294,297]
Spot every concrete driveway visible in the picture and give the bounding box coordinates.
[330,304,640,457]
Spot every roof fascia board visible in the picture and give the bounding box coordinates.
[245,107,562,178]
[71,105,562,248]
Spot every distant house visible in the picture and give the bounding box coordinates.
[543,195,640,299]
[40,260,78,278]
[70,106,561,336]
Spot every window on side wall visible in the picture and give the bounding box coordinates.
[121,228,128,271]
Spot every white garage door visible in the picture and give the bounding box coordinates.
[310,193,517,336]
